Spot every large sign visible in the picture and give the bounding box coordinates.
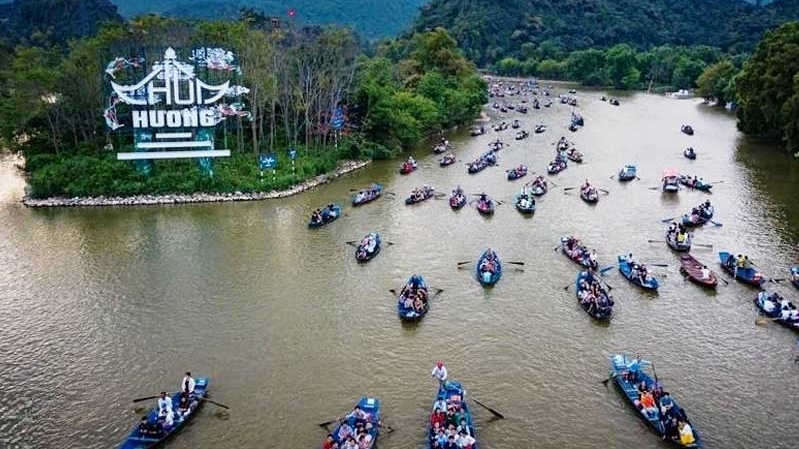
[103,47,250,166]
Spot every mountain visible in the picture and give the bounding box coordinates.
[0,0,123,45]
[413,0,799,66]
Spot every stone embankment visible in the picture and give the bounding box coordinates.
[23,160,371,208]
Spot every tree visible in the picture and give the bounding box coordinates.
[695,60,737,105]
[605,44,639,89]
[736,21,799,153]
[565,49,607,85]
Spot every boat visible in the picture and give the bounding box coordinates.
[308,203,342,228]
[528,177,548,196]
[514,130,529,140]
[666,231,692,252]
[681,202,714,227]
[470,126,486,136]
[547,158,567,174]
[467,152,497,174]
[791,267,799,290]
[432,142,451,154]
[683,147,697,160]
[571,113,584,127]
[575,271,613,320]
[754,291,799,330]
[617,255,659,291]
[544,99,552,107]
[681,124,694,135]
[534,124,546,133]
[718,251,765,287]
[580,186,599,204]
[397,274,430,322]
[351,184,383,207]
[678,175,712,192]
[439,153,456,167]
[118,377,210,449]
[355,232,381,262]
[427,380,477,449]
[476,196,495,215]
[400,160,418,174]
[449,189,467,210]
[569,123,579,132]
[511,119,520,129]
[608,354,702,447]
[514,191,535,214]
[405,186,436,205]
[507,165,528,180]
[662,169,680,192]
[679,254,718,288]
[609,99,620,106]
[669,90,695,100]
[328,397,381,449]
[476,249,502,286]
[560,236,598,269]
[618,165,637,181]
[566,149,583,163]
[493,122,508,132]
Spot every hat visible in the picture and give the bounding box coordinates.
[436,361,443,368]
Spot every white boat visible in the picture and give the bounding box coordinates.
[668,89,694,100]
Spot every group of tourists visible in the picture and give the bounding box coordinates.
[356,234,378,259]
[666,221,690,245]
[433,138,452,154]
[580,180,599,201]
[468,151,497,172]
[407,185,434,203]
[526,176,548,194]
[686,200,713,224]
[685,147,696,158]
[576,270,613,316]
[399,278,429,314]
[353,186,380,205]
[310,204,338,225]
[758,291,799,321]
[623,253,653,285]
[479,249,498,274]
[138,372,200,439]
[508,164,527,178]
[488,139,506,152]
[681,174,705,188]
[493,121,509,132]
[323,406,377,449]
[400,156,417,172]
[428,363,476,449]
[563,236,598,269]
[516,187,535,210]
[469,126,486,136]
[621,358,696,446]
[515,129,529,140]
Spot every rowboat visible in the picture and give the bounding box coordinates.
[580,187,599,204]
[666,231,692,252]
[450,189,467,210]
[754,291,799,330]
[476,197,495,215]
[476,249,502,286]
[618,165,637,181]
[400,161,418,174]
[351,184,383,207]
[681,124,694,135]
[328,397,381,449]
[718,251,765,287]
[662,169,680,192]
[507,165,528,180]
[432,143,451,154]
[678,175,712,192]
[467,152,497,174]
[681,204,714,227]
[439,153,456,167]
[560,236,598,269]
[405,187,436,205]
[514,130,529,140]
[618,255,659,290]
[791,267,799,290]
[683,148,696,160]
[534,124,546,133]
[355,233,381,262]
[575,271,613,320]
[528,177,548,196]
[514,192,535,214]
[566,149,583,163]
[511,119,520,129]
[118,377,209,449]
[679,254,718,288]
[397,274,429,322]
[609,355,702,447]
[428,380,477,449]
[547,159,567,174]
[308,203,342,228]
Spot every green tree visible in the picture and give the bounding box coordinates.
[565,49,607,85]
[695,60,737,105]
[605,44,639,89]
[736,22,799,153]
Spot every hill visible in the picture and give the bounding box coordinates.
[413,0,799,66]
[0,0,123,45]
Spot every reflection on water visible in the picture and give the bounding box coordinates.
[1,92,799,449]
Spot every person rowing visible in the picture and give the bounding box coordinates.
[431,361,448,383]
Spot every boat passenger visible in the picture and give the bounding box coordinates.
[181,372,196,395]
[457,418,471,437]
[736,254,746,268]
[434,428,448,447]
[158,409,174,432]
[148,420,164,437]
[678,420,695,445]
[659,391,674,417]
[742,255,751,269]
[431,362,448,382]
[323,434,338,449]
[157,391,173,415]
[700,266,711,280]
[431,407,447,427]
[624,356,648,383]
[664,417,680,441]
[357,432,373,449]
[456,430,476,448]
[138,417,150,436]
[337,421,354,441]
[639,391,658,417]
[676,232,687,243]
[345,405,370,425]
[342,435,358,449]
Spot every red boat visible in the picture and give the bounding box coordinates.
[679,254,718,288]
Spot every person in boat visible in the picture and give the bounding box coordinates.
[138,416,151,436]
[345,405,370,426]
[637,264,650,284]
[479,193,488,203]
[431,361,448,382]
[407,156,415,166]
[658,391,675,418]
[181,372,196,396]
[668,222,677,236]
[589,250,598,269]
[158,409,174,433]
[311,208,322,223]
[456,430,476,449]
[624,356,650,383]
[147,419,164,437]
[157,391,173,416]
[676,230,687,243]
[337,420,355,441]
[639,390,658,418]
[341,435,358,449]
[456,418,472,437]
[356,431,373,449]
[323,434,339,449]
[678,420,696,445]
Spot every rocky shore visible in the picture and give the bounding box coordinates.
[22,160,371,208]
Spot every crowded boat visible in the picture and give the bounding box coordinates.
[576,270,613,320]
[400,156,417,174]
[561,235,599,269]
[682,200,714,226]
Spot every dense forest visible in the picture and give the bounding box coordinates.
[413,0,799,67]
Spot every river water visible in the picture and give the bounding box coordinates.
[1,91,798,449]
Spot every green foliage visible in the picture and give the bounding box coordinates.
[736,21,799,153]
[1,0,124,47]
[695,60,738,104]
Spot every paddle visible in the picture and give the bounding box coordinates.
[709,220,723,227]
[598,189,610,195]
[345,241,358,246]
[470,396,505,419]
[599,266,615,275]
[132,395,161,403]
[648,186,661,190]
[770,278,787,283]
[693,243,713,248]
[647,263,669,268]
[600,371,617,386]
[609,174,616,180]
[507,261,525,266]
[456,261,474,267]
[563,187,577,191]
[318,417,342,428]
[660,217,676,223]
[200,397,230,410]
[647,239,662,244]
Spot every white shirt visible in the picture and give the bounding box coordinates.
[158,396,173,413]
[431,365,448,381]
[181,376,196,394]
[763,300,776,313]
[433,399,447,411]
[457,434,476,447]
[160,412,174,427]
[700,268,711,280]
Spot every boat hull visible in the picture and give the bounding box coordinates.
[397,275,430,322]
[618,255,659,290]
[679,254,718,288]
[476,250,502,286]
[718,251,765,287]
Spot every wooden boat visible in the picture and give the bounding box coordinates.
[681,124,694,135]
[609,355,702,447]
[439,153,456,167]
[355,233,381,262]
[308,203,342,228]
[683,148,697,160]
[328,397,381,449]
[397,274,429,322]
[754,291,799,330]
[718,251,765,287]
[678,175,712,191]
[476,249,502,286]
[528,177,548,196]
[547,159,567,174]
[514,192,535,214]
[666,231,692,252]
[399,161,418,174]
[476,197,495,215]
[449,189,467,210]
[118,377,209,449]
[560,236,597,268]
[575,271,613,320]
[405,187,436,205]
[507,165,528,180]
[617,255,659,291]
[566,149,583,163]
[679,254,718,288]
[580,186,599,204]
[791,267,799,290]
[618,165,637,181]
[427,380,477,449]
[351,184,383,207]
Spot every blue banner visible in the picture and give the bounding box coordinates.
[289,148,297,161]
[259,153,277,170]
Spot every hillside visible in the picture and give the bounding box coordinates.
[0,0,123,45]
[413,0,798,66]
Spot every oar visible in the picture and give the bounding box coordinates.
[647,239,662,244]
[648,263,669,267]
[609,174,616,179]
[599,266,615,275]
[563,187,576,191]
[660,217,676,223]
[648,186,661,190]
[470,396,505,419]
[693,243,713,248]
[345,241,358,246]
[318,417,342,428]
[770,278,787,283]
[600,372,617,386]
[598,189,610,195]
[132,394,161,403]
[507,261,525,266]
[456,261,474,266]
[710,220,723,227]
[755,317,782,325]
[200,397,230,410]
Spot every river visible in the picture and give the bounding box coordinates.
[1,91,798,449]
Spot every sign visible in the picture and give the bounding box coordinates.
[331,106,345,131]
[289,148,297,161]
[103,47,250,164]
[259,153,277,170]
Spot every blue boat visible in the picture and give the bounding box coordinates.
[427,380,478,449]
[467,152,497,174]
[617,255,659,291]
[397,275,429,322]
[351,184,383,207]
[575,271,613,320]
[666,231,692,252]
[609,355,701,447]
[662,170,680,193]
[355,233,381,262]
[754,291,799,331]
[618,164,637,181]
[718,251,765,287]
[528,176,549,196]
[405,186,436,205]
[118,377,209,449]
[514,192,535,214]
[328,397,381,449]
[678,175,712,192]
[476,249,502,286]
[507,165,528,180]
[791,267,799,290]
[308,204,342,228]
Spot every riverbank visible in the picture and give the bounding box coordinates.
[22,160,371,208]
